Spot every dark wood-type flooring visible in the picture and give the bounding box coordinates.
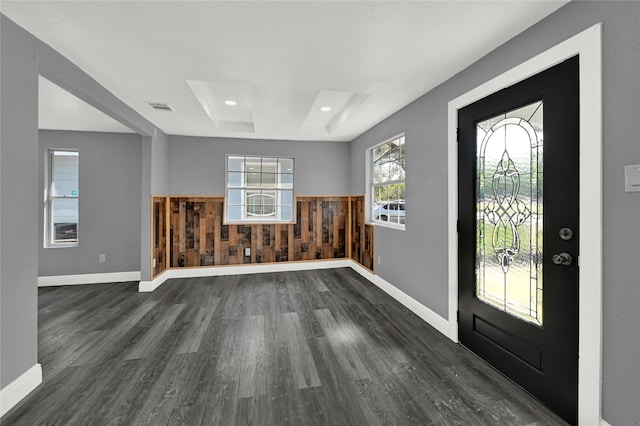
[3,268,567,425]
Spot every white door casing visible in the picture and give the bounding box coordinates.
[447,23,603,425]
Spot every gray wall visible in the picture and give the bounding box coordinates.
[349,2,640,424]
[38,130,142,277]
[140,132,169,281]
[0,14,161,388]
[1,13,40,389]
[168,136,350,196]
[151,132,169,195]
[2,3,638,423]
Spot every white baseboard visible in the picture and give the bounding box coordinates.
[38,271,141,287]
[600,419,612,426]
[139,259,352,292]
[169,259,353,280]
[139,270,170,292]
[0,363,42,417]
[349,262,451,338]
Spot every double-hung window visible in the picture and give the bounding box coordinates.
[226,155,294,223]
[46,149,79,246]
[370,134,406,228]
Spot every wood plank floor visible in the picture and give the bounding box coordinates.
[3,268,567,425]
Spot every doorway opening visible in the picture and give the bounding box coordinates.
[447,23,602,425]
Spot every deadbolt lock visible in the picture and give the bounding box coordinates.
[559,227,574,241]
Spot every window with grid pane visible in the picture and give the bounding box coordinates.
[226,155,294,223]
[46,149,79,246]
[370,134,405,228]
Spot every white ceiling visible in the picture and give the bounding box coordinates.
[39,76,135,133]
[1,1,568,141]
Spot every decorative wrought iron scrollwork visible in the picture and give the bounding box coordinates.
[475,100,544,325]
[484,150,531,272]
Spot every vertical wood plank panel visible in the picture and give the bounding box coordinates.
[199,203,208,266]
[233,226,241,265]
[165,196,171,271]
[339,198,347,258]
[152,197,167,277]
[316,200,324,259]
[178,201,186,267]
[172,200,180,267]
[275,224,282,262]
[349,195,374,271]
[288,224,295,263]
[211,200,222,265]
[347,196,352,258]
[255,225,262,263]
[167,196,358,268]
[301,201,309,261]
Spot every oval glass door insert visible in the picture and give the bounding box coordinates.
[476,100,543,325]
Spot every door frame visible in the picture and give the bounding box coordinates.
[447,23,602,425]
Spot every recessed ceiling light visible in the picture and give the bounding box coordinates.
[225,100,237,106]
[320,106,332,112]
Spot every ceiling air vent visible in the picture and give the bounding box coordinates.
[145,101,174,112]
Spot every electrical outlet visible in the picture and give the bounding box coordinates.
[377,256,381,266]
[99,254,106,263]
[245,247,251,256]
[153,258,157,268]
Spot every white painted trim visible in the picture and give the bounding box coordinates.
[37,271,141,287]
[600,420,612,426]
[365,133,407,228]
[350,262,450,337]
[139,260,353,292]
[138,270,170,292]
[0,363,42,417]
[447,23,603,426]
[447,87,460,343]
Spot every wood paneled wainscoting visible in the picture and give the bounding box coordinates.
[151,195,374,277]
[152,197,167,277]
[350,195,375,271]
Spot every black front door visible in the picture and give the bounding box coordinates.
[458,56,579,424]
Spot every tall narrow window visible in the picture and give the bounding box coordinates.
[226,155,294,223]
[370,134,405,228]
[46,150,79,247]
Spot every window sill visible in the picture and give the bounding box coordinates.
[46,243,79,249]
[371,221,405,231]
[223,220,296,226]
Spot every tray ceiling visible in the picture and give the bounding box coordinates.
[1,1,568,141]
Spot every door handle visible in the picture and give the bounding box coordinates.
[552,252,573,266]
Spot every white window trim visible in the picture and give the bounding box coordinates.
[45,149,79,248]
[367,133,406,230]
[447,23,603,425]
[224,155,295,224]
